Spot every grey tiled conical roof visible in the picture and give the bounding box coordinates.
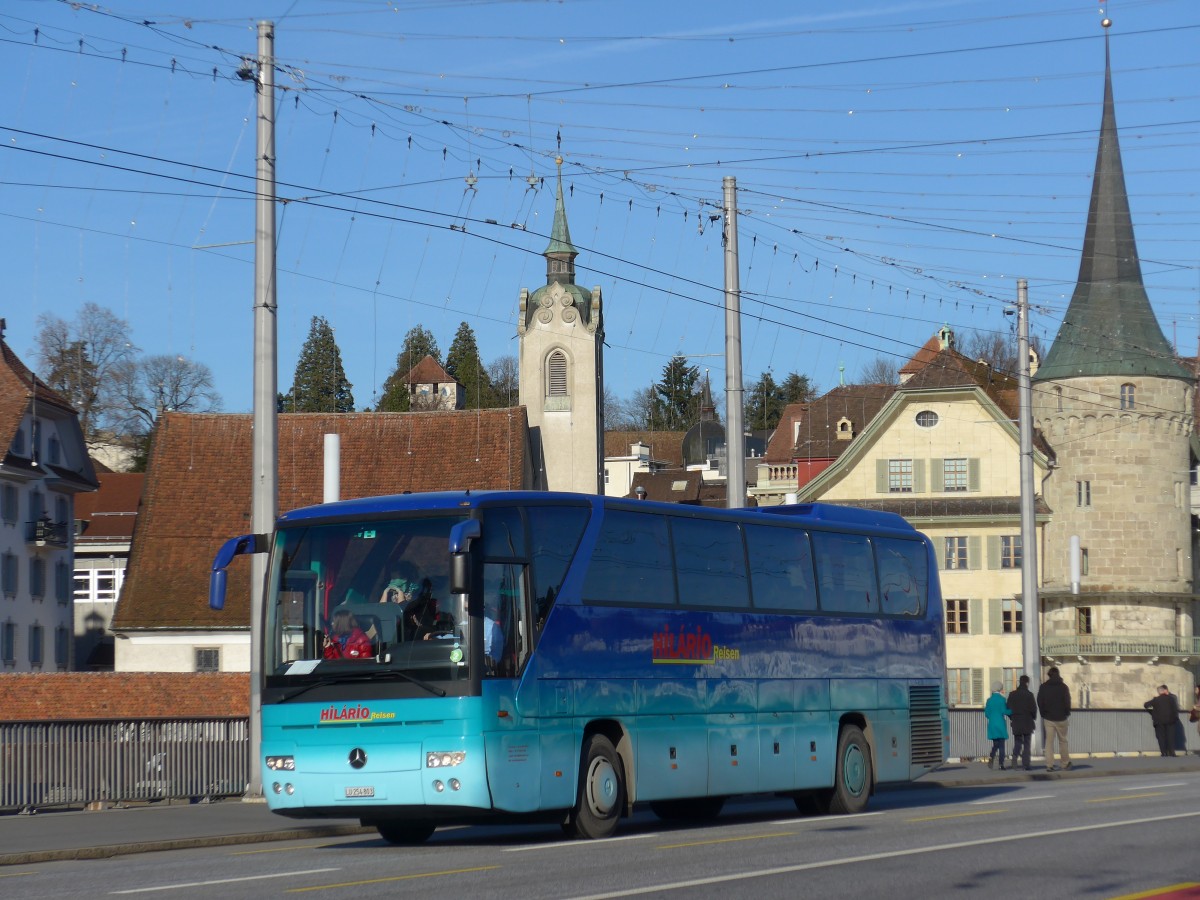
[1034,39,1191,383]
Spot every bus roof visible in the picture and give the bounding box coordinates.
[276,491,919,538]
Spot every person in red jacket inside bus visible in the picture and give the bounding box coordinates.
[323,609,373,660]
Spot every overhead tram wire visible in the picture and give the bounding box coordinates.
[6,131,1184,395]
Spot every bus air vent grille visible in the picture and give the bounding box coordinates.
[908,684,944,768]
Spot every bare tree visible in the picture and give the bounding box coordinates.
[858,354,899,385]
[35,303,138,443]
[111,354,222,435]
[959,327,1027,375]
[487,354,519,407]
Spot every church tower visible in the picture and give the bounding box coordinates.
[1032,24,1196,707]
[518,163,604,493]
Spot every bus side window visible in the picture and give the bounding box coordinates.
[876,537,927,616]
[670,517,748,608]
[527,505,589,640]
[745,525,817,612]
[582,510,674,606]
[812,531,880,614]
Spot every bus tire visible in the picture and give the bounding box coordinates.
[650,797,725,821]
[374,819,436,845]
[826,724,872,815]
[565,734,625,839]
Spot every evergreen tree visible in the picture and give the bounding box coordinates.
[378,326,441,412]
[652,355,701,431]
[745,371,782,432]
[445,321,494,409]
[780,372,816,405]
[280,316,354,412]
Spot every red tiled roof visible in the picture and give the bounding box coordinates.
[403,355,456,385]
[0,337,78,454]
[113,409,533,631]
[76,472,144,544]
[0,672,249,722]
[898,333,944,378]
[764,386,895,463]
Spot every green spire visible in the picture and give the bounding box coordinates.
[1035,32,1190,383]
[544,162,578,258]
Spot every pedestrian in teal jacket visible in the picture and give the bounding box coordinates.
[984,682,1011,770]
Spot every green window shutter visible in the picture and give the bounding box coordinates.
[876,460,888,493]
[913,460,926,493]
[987,535,1001,570]
[987,667,1003,695]
[968,536,982,570]
[931,459,945,492]
[968,458,981,491]
[970,668,985,705]
[988,598,1003,635]
[934,538,945,570]
[969,597,983,635]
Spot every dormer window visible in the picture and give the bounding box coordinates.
[11,428,24,456]
[48,435,61,466]
[836,417,854,441]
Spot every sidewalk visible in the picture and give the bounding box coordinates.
[2,753,1198,866]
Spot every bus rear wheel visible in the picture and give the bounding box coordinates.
[564,734,624,839]
[823,725,872,815]
[650,797,725,821]
[374,819,436,845]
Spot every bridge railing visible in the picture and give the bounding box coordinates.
[948,708,1198,761]
[0,719,248,814]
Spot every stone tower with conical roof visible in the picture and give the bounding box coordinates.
[1032,27,1196,708]
[517,165,604,493]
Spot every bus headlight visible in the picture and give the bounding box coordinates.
[266,755,296,771]
[426,751,466,768]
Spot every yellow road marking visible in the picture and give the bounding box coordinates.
[286,865,500,893]
[1107,883,1200,899]
[658,832,796,850]
[233,844,330,856]
[1086,792,1165,804]
[907,809,1006,822]
[0,872,36,879]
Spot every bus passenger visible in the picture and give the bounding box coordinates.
[323,609,373,660]
[380,560,422,604]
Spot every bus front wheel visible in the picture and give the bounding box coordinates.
[374,819,435,845]
[823,725,872,815]
[565,734,625,839]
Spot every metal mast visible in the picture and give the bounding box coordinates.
[722,177,745,508]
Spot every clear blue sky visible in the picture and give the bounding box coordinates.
[1,0,1196,414]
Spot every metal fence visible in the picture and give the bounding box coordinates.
[0,719,248,814]
[2,711,1195,813]
[948,708,1199,761]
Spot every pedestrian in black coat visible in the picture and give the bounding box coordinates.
[1144,684,1180,757]
[1006,675,1038,770]
[1037,667,1072,770]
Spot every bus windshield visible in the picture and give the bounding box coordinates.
[264,514,471,691]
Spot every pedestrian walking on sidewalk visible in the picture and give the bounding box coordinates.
[1037,666,1072,771]
[1006,675,1038,770]
[984,682,1011,770]
[1144,684,1179,757]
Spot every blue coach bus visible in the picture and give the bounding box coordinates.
[210,490,947,843]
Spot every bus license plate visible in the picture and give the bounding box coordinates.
[344,786,375,798]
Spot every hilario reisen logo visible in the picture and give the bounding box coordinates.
[651,624,740,665]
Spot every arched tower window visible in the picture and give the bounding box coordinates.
[1119,382,1135,410]
[1054,386,1063,412]
[547,351,568,397]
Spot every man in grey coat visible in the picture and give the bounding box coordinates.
[1006,675,1038,771]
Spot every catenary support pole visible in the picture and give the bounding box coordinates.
[722,177,745,508]
[248,19,277,799]
[1018,278,1042,756]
